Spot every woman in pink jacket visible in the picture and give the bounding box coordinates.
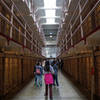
[44,61,54,100]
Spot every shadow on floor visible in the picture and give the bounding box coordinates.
[53,87,61,100]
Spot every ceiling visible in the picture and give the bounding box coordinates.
[12,0,73,45]
[33,0,69,43]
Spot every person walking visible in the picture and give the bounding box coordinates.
[44,61,54,100]
[53,60,59,87]
[34,61,43,87]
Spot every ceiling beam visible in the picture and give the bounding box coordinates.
[40,23,59,26]
[34,7,63,14]
[45,35,57,36]
[36,16,63,22]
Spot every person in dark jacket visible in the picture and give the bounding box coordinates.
[53,60,59,87]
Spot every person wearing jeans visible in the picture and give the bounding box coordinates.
[53,61,59,87]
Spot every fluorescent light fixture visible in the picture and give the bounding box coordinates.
[45,10,55,17]
[44,0,56,24]
[47,19,55,24]
[44,0,56,8]
[45,10,55,24]
[50,33,52,34]
[50,36,53,38]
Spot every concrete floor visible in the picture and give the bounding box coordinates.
[11,71,87,100]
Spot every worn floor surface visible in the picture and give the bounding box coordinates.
[11,71,87,100]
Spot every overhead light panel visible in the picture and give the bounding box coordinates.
[50,36,53,38]
[44,0,56,24]
[44,0,56,8]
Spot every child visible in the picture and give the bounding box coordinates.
[34,62,43,87]
[44,61,54,100]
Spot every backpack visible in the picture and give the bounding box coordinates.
[36,68,41,74]
[44,73,53,84]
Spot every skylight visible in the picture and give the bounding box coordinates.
[44,0,56,24]
[44,0,56,8]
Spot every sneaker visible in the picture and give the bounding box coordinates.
[50,97,53,100]
[44,93,48,96]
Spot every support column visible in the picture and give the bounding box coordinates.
[66,32,68,50]
[31,32,34,51]
[10,3,14,39]
[91,46,96,100]
[70,24,73,46]
[24,24,26,47]
[79,2,84,39]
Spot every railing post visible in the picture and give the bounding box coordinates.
[65,32,68,50]
[10,2,14,39]
[91,46,96,100]
[70,24,73,46]
[24,24,26,47]
[79,1,84,39]
[31,32,34,51]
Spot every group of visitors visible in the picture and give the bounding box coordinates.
[33,59,59,100]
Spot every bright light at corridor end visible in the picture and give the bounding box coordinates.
[44,0,56,24]
[50,36,53,38]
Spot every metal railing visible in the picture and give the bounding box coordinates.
[57,0,100,56]
[0,0,44,55]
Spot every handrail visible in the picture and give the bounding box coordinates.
[0,12,32,43]
[65,0,81,33]
[0,0,42,44]
[67,0,100,44]
[1,0,36,39]
[10,0,33,34]
[60,0,88,40]
[81,0,88,14]
[59,0,100,55]
[1,0,25,29]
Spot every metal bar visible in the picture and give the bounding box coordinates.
[67,0,100,45]
[79,1,84,38]
[81,0,89,13]
[10,2,14,39]
[24,24,26,46]
[34,7,62,14]
[0,0,36,47]
[0,13,11,25]
[2,0,34,40]
[66,0,81,32]
[91,47,95,100]
[82,0,100,25]
[0,13,31,43]
[11,0,33,33]
[70,24,73,46]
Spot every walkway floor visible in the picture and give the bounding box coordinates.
[11,71,87,100]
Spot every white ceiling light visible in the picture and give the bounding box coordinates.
[44,0,56,8]
[44,0,56,24]
[50,36,53,38]
[50,33,53,34]
[45,10,55,17]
